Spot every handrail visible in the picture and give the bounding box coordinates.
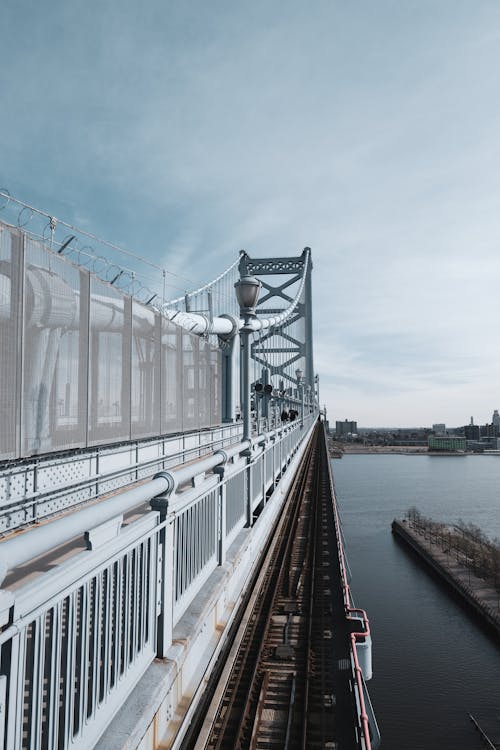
[0,475,169,584]
[0,421,306,585]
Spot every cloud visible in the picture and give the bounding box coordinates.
[2,1,500,425]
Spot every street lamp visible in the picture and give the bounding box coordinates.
[235,274,261,442]
[295,367,304,428]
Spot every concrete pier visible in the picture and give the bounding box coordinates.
[392,519,500,639]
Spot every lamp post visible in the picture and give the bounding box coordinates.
[235,273,261,442]
[296,367,304,428]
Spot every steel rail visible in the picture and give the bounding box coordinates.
[187,423,372,750]
[190,423,370,750]
[184,426,318,750]
[231,437,315,748]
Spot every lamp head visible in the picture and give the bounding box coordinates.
[234,274,261,315]
[295,367,304,382]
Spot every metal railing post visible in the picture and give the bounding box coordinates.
[241,330,252,442]
[151,496,174,658]
[215,467,227,564]
[244,447,253,527]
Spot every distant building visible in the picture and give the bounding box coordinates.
[464,424,480,441]
[428,436,466,452]
[466,440,485,452]
[432,423,446,435]
[492,410,500,436]
[335,419,358,437]
[482,437,500,449]
[481,423,497,438]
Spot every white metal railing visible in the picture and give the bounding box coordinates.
[0,512,162,750]
[0,412,317,749]
[0,423,243,536]
[162,415,315,633]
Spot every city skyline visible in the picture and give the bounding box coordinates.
[2,1,500,426]
[335,408,500,431]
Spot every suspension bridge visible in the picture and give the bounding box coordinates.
[0,192,380,749]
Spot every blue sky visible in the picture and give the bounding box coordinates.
[2,0,500,427]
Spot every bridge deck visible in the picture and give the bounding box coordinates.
[182,423,364,749]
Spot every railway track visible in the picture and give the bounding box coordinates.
[182,423,368,750]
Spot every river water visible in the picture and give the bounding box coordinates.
[332,454,500,750]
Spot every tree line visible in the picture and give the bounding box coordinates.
[405,507,500,599]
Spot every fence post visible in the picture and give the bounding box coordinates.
[244,447,253,527]
[150,496,174,658]
[214,467,227,564]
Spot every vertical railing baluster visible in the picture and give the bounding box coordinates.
[116,559,123,680]
[8,632,25,750]
[29,616,44,750]
[133,547,140,660]
[47,604,61,750]
[196,501,201,577]
[129,551,135,663]
[80,584,89,729]
[73,591,82,741]
[63,594,76,747]
[123,554,131,673]
[204,496,208,565]
[188,508,193,589]
[92,575,102,713]
[180,515,185,598]
[103,567,112,696]
[174,517,180,600]
[140,541,147,648]
[188,508,193,590]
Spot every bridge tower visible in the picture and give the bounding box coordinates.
[239,248,314,396]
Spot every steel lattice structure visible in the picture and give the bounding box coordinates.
[239,249,314,394]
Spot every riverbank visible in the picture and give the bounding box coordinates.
[343,450,428,456]
[330,445,495,455]
[392,519,500,639]
[328,444,429,456]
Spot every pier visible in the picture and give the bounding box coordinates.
[392,518,500,639]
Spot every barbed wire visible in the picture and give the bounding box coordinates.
[0,188,241,313]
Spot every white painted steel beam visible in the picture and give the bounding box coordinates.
[158,248,310,339]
